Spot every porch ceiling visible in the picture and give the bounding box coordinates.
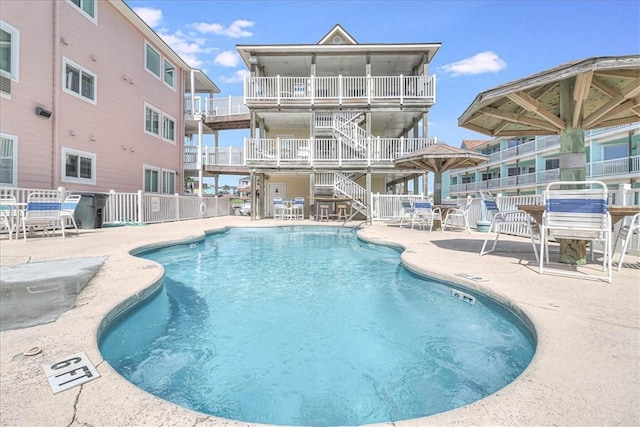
[237,46,440,77]
[258,110,426,138]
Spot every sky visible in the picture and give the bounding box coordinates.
[125,0,639,186]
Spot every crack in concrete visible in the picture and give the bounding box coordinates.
[66,384,83,427]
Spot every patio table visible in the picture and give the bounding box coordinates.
[518,204,640,264]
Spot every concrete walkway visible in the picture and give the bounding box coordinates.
[0,217,638,426]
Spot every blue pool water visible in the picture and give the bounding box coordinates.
[100,226,535,426]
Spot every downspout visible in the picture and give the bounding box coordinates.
[52,0,60,188]
[179,69,185,194]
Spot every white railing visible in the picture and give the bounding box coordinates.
[185,95,248,118]
[184,146,244,168]
[244,74,436,104]
[243,137,437,167]
[588,155,640,177]
[0,186,232,231]
[105,191,230,224]
[370,194,425,221]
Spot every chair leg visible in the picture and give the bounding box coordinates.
[616,226,632,271]
[480,221,496,256]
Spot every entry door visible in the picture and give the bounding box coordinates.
[267,182,286,217]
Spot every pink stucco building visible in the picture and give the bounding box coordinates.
[0,0,218,193]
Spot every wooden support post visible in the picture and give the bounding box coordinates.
[558,78,588,264]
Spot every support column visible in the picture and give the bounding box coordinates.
[558,77,587,264]
[366,170,372,224]
[250,170,257,220]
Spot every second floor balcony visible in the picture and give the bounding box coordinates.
[244,75,436,108]
[184,136,437,170]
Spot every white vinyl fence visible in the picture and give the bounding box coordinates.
[0,187,232,230]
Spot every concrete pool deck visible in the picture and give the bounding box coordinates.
[0,216,638,426]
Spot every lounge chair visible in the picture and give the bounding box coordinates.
[387,199,414,227]
[480,191,539,260]
[539,180,611,282]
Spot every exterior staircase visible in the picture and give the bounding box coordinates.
[315,171,368,218]
[316,112,369,154]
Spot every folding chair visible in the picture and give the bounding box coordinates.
[480,191,539,261]
[539,181,611,282]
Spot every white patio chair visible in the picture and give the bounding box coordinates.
[387,199,414,227]
[22,192,65,240]
[410,200,442,232]
[1,194,19,240]
[480,191,539,261]
[443,196,472,233]
[273,197,287,220]
[614,212,639,271]
[60,194,82,236]
[292,197,305,219]
[539,181,611,282]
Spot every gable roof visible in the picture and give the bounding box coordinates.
[317,24,358,45]
[461,139,490,150]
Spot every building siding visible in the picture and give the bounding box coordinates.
[1,0,193,193]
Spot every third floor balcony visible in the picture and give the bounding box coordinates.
[244,75,436,108]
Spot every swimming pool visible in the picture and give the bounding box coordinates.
[100,226,535,426]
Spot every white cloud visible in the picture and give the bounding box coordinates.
[220,69,251,83]
[192,19,254,38]
[156,30,208,68]
[441,51,507,76]
[133,7,163,28]
[214,51,241,67]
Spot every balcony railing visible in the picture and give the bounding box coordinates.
[588,155,640,177]
[244,74,436,105]
[450,169,561,193]
[184,137,437,168]
[185,95,248,118]
[244,137,436,167]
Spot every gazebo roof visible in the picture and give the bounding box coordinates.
[458,55,640,137]
[394,143,489,174]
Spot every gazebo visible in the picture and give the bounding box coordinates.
[458,55,640,263]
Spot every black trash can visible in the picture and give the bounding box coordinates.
[72,193,109,229]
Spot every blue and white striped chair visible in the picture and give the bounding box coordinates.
[480,192,539,260]
[292,197,305,219]
[21,192,65,240]
[273,197,286,220]
[410,200,442,232]
[60,194,82,235]
[539,181,611,282]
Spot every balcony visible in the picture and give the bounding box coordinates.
[244,75,436,107]
[185,95,248,119]
[184,137,437,170]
